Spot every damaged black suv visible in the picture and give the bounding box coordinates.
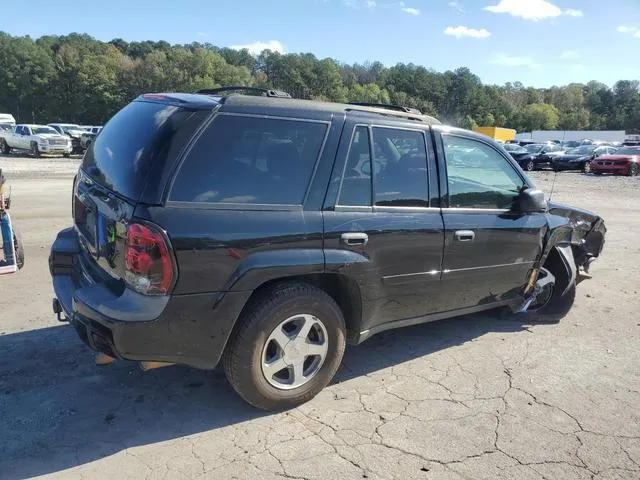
[49,86,606,410]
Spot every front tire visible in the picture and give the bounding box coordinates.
[1,139,10,155]
[583,162,591,173]
[223,282,346,411]
[30,142,40,158]
[525,160,535,172]
[628,163,638,176]
[531,280,576,323]
[13,227,24,270]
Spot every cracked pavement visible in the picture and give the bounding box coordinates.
[0,159,639,480]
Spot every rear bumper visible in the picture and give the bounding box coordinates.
[49,227,251,369]
[552,161,583,171]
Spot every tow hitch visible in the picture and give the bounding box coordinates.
[518,268,556,313]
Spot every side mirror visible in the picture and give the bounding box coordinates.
[516,188,547,213]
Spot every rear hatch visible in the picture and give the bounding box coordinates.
[73,98,212,285]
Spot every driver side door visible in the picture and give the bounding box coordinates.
[436,131,548,311]
[18,126,30,149]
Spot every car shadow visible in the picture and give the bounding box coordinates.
[0,310,534,478]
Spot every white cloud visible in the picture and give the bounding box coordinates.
[343,0,376,9]
[444,26,491,38]
[229,40,285,55]
[617,26,637,33]
[489,52,542,69]
[196,32,209,38]
[559,50,580,60]
[564,8,583,17]
[484,0,582,21]
[449,1,465,12]
[616,25,640,39]
[401,7,420,15]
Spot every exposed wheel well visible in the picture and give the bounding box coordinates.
[234,274,363,345]
[543,247,571,294]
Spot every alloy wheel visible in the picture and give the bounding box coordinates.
[261,314,329,390]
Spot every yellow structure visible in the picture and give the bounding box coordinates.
[472,126,516,143]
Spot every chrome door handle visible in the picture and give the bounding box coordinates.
[454,230,475,242]
[341,232,368,246]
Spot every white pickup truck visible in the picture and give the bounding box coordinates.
[0,124,73,157]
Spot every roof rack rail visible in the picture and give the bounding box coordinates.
[195,86,292,98]
[347,102,422,115]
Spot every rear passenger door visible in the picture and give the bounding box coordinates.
[436,131,547,310]
[323,119,445,332]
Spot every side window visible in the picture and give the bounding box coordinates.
[14,127,22,135]
[23,127,31,136]
[372,128,429,207]
[442,135,526,210]
[170,115,327,205]
[337,126,372,207]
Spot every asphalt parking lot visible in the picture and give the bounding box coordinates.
[0,156,639,480]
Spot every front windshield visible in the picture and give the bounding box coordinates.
[34,127,58,135]
[525,144,544,153]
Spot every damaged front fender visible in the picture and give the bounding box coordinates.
[522,201,606,298]
[541,201,606,270]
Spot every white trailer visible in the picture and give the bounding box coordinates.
[515,130,626,143]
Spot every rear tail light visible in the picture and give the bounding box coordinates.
[124,222,175,295]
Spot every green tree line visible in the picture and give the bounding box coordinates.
[1,32,639,132]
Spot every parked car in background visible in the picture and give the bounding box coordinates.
[49,87,607,410]
[552,145,617,173]
[560,140,580,149]
[80,126,103,149]
[48,123,87,154]
[590,146,640,176]
[0,124,72,157]
[509,143,563,171]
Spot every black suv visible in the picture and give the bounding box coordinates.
[50,87,606,410]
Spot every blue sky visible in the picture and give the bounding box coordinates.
[2,0,639,87]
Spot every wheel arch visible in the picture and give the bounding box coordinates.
[225,272,364,356]
[542,245,576,297]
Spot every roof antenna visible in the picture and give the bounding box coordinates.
[548,169,558,202]
[548,130,566,202]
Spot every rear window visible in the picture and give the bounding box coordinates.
[169,115,328,205]
[82,100,202,200]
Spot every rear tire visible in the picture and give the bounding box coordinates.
[628,163,638,176]
[582,162,591,173]
[63,153,70,158]
[223,282,346,411]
